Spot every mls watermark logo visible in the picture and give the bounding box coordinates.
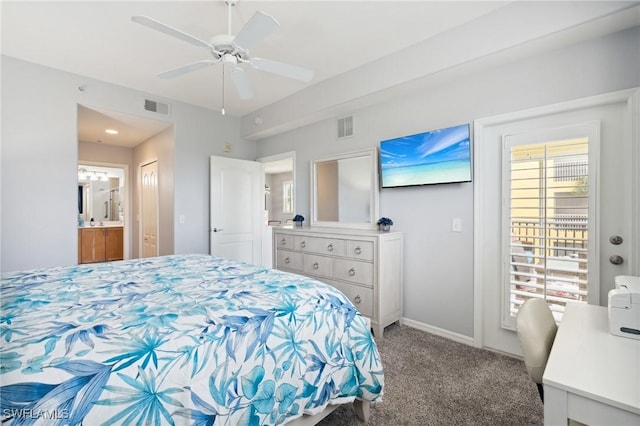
[3,408,70,421]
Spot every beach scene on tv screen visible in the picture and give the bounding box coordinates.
[380,123,471,187]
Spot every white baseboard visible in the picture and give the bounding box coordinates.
[401,317,475,346]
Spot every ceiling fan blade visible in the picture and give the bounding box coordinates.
[132,15,212,50]
[229,67,254,100]
[251,58,314,82]
[158,60,218,79]
[232,11,279,51]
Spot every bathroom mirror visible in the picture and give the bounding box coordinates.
[78,165,124,223]
[311,148,379,229]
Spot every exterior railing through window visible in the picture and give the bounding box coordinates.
[510,217,588,321]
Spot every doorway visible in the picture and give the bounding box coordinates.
[77,104,172,262]
[258,152,296,267]
[260,152,296,225]
[473,89,638,355]
[78,162,129,261]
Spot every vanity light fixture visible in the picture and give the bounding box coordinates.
[78,167,110,182]
[87,171,108,181]
[105,129,119,135]
[78,168,88,181]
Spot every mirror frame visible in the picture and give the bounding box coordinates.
[310,147,379,229]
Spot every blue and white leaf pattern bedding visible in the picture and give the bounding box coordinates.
[0,254,383,425]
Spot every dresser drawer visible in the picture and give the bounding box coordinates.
[274,233,297,250]
[333,258,374,286]
[345,240,374,261]
[298,236,345,256]
[303,254,333,278]
[276,250,303,272]
[328,280,374,318]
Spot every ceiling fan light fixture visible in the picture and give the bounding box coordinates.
[222,53,237,65]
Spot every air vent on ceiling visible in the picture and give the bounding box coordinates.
[144,99,170,116]
[338,116,353,139]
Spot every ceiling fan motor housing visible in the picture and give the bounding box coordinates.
[210,34,248,61]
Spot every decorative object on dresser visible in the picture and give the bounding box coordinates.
[274,226,403,337]
[293,214,305,227]
[377,217,394,232]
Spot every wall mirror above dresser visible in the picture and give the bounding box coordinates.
[311,148,379,229]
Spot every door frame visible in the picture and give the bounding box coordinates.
[79,161,131,261]
[257,151,297,219]
[473,88,639,349]
[257,151,296,268]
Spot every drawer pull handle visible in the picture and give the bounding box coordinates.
[354,246,362,255]
[280,238,286,245]
[327,243,334,252]
[300,241,306,248]
[354,295,362,304]
[284,257,290,264]
[348,268,356,276]
[313,262,319,270]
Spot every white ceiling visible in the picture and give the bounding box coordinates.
[1,1,509,116]
[77,105,172,147]
[2,1,639,146]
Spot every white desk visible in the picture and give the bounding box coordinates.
[543,302,640,425]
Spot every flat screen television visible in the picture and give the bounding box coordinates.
[379,123,472,188]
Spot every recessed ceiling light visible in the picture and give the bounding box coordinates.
[105,129,119,135]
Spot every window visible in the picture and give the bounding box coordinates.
[505,138,589,325]
[282,181,293,213]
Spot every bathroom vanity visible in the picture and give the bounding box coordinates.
[78,224,123,264]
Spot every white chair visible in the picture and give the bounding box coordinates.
[515,298,557,402]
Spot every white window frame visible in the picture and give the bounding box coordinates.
[500,122,600,330]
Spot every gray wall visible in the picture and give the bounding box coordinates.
[255,27,640,338]
[1,56,255,272]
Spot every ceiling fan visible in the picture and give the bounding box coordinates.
[132,0,314,109]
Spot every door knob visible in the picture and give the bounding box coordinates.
[212,228,224,233]
[609,255,624,265]
[609,235,623,245]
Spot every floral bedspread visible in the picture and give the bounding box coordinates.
[0,254,383,425]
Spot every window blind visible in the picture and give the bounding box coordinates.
[508,139,589,322]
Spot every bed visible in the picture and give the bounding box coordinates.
[0,254,383,425]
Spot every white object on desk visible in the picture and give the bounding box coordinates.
[543,302,640,425]
[608,275,640,340]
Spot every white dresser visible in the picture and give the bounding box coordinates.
[273,226,403,337]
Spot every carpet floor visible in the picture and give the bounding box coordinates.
[318,323,544,425]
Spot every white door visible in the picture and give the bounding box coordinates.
[210,156,264,264]
[140,161,159,258]
[475,90,638,355]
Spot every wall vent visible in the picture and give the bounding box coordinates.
[337,116,353,139]
[144,99,170,116]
